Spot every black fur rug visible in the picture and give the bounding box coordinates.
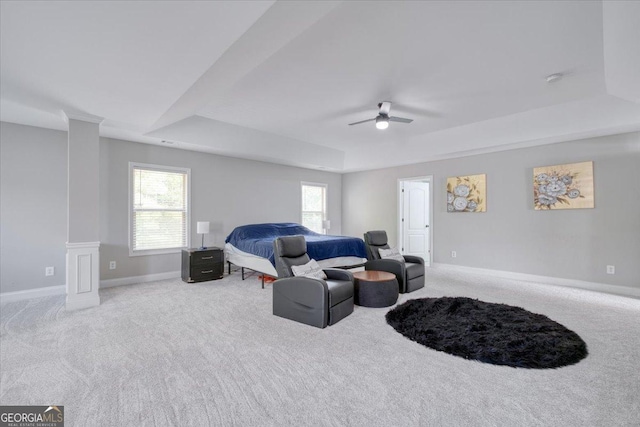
[386,297,588,369]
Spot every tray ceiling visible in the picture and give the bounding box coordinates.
[2,1,639,171]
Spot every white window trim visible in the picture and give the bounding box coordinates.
[301,181,328,235]
[128,162,191,257]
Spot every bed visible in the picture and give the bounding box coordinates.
[224,223,367,287]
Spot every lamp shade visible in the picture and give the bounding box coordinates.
[196,221,210,234]
[322,220,331,230]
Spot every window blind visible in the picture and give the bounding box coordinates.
[301,183,327,234]
[131,165,189,253]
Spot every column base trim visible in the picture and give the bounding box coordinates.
[65,292,100,311]
[66,241,100,311]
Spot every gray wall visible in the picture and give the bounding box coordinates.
[0,122,342,293]
[3,121,638,294]
[1,123,68,293]
[343,132,640,290]
[1,122,342,291]
[99,136,343,280]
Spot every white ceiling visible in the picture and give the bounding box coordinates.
[2,1,639,172]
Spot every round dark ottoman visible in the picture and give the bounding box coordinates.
[353,271,399,308]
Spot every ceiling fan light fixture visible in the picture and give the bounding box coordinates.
[546,73,563,83]
[376,115,389,130]
[348,102,412,128]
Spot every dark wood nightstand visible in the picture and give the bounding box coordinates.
[181,247,224,283]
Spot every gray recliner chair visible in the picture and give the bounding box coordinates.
[363,230,425,293]
[272,235,354,328]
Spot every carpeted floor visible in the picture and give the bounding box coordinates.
[1,268,639,426]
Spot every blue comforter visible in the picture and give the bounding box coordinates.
[225,223,366,266]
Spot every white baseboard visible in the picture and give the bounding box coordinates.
[100,271,181,288]
[432,263,640,299]
[0,285,66,304]
[1,272,182,305]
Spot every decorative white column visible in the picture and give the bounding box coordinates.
[63,111,103,311]
[66,242,100,310]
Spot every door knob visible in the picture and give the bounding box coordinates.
[425,225,429,228]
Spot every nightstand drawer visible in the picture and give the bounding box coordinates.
[189,265,224,281]
[191,250,223,265]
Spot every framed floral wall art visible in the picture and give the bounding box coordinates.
[447,174,486,212]
[533,161,594,210]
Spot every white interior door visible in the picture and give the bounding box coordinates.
[401,180,431,265]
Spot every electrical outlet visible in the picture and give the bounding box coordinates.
[606,265,615,275]
[109,261,116,270]
[451,251,457,258]
[45,267,54,276]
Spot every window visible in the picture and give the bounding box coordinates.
[301,182,327,234]
[129,163,190,256]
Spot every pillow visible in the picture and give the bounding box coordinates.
[291,259,327,280]
[378,247,405,263]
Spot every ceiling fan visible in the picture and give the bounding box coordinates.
[348,101,413,130]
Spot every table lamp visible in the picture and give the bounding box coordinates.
[197,221,210,249]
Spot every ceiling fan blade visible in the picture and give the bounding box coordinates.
[379,101,392,116]
[348,117,377,126]
[389,116,413,124]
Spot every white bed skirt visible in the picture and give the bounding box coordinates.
[224,243,366,278]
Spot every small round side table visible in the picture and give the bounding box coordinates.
[353,270,399,308]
